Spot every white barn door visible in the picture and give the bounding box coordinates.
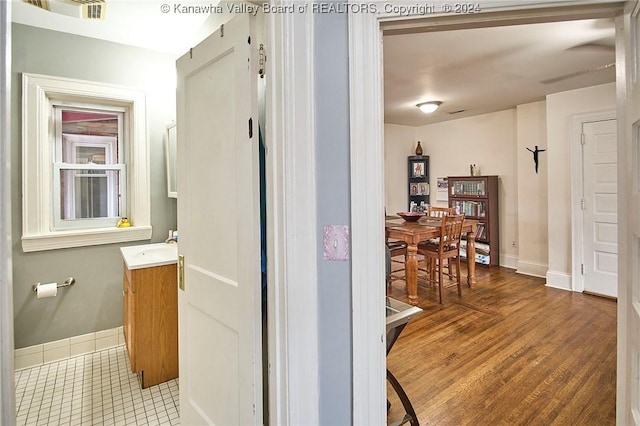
[176,15,262,425]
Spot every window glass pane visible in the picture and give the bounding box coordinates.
[61,109,119,136]
[75,146,107,164]
[59,169,121,220]
[58,107,120,165]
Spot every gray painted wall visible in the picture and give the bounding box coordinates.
[315,9,352,425]
[11,24,177,348]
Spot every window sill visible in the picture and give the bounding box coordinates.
[22,226,153,252]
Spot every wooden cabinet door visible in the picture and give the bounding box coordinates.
[134,264,178,388]
[123,266,136,373]
[123,263,178,387]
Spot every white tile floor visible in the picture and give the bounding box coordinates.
[14,345,180,426]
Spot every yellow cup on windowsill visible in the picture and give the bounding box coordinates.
[117,218,131,228]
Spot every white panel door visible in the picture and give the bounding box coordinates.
[176,15,261,425]
[582,119,618,298]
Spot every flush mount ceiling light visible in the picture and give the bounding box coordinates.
[417,101,442,114]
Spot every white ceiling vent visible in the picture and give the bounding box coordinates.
[22,0,106,20]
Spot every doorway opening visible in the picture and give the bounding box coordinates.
[349,3,625,423]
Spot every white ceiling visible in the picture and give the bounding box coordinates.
[11,0,218,55]
[384,18,617,126]
[12,2,617,127]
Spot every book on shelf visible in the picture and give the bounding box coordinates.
[475,223,487,240]
[451,180,485,196]
[460,240,490,255]
[452,200,486,217]
[459,246,490,265]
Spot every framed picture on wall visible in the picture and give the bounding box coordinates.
[418,182,429,196]
[409,183,419,195]
[411,160,426,178]
[436,177,448,201]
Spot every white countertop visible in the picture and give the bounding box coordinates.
[120,242,178,270]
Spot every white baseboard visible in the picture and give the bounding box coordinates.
[516,260,548,278]
[500,254,518,269]
[545,270,572,291]
[14,326,125,371]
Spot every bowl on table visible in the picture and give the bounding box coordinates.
[396,212,425,222]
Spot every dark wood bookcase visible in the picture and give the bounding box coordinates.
[448,175,499,266]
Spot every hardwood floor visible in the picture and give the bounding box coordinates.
[386,264,617,425]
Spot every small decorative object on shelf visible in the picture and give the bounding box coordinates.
[415,141,423,156]
[469,164,478,176]
[408,201,428,213]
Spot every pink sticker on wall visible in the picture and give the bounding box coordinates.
[322,225,350,261]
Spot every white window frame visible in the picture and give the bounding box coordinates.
[54,105,125,228]
[22,73,151,252]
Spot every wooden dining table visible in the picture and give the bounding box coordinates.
[385,215,478,305]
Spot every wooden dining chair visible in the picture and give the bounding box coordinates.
[418,214,465,304]
[386,239,408,290]
[387,240,408,258]
[426,205,455,217]
[418,206,455,277]
[385,209,408,288]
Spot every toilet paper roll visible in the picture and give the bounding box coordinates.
[36,283,57,299]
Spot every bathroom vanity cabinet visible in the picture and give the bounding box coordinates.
[123,263,178,388]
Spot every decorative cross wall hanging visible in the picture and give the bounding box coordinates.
[526,145,546,174]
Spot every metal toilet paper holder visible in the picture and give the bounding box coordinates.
[32,277,76,293]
